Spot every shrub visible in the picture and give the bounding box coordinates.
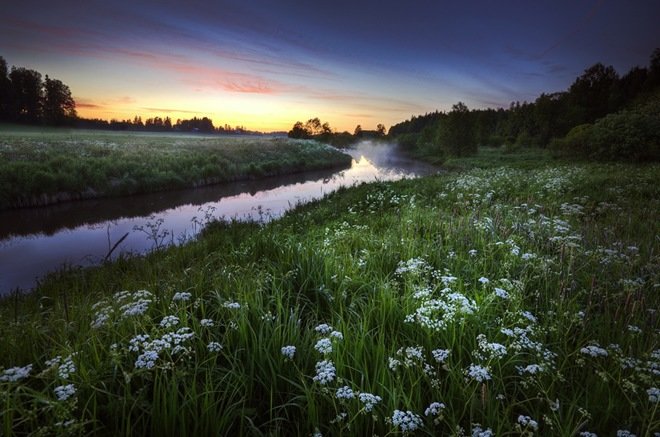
[550,97,660,161]
[549,124,595,158]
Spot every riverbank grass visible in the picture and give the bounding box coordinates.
[1,149,658,435]
[0,125,352,209]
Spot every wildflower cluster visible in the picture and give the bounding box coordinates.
[0,364,32,382]
[391,410,423,432]
[130,327,195,369]
[91,290,155,328]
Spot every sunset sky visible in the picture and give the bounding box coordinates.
[1,1,659,132]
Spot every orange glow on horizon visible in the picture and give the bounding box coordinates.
[74,99,393,134]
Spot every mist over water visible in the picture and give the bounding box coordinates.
[0,141,437,295]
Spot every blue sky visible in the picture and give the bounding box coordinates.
[1,0,658,131]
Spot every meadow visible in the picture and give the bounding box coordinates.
[0,126,352,210]
[0,149,658,436]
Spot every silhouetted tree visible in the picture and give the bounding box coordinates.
[568,63,619,124]
[436,102,477,156]
[376,123,386,136]
[647,48,660,89]
[304,117,322,135]
[42,75,76,125]
[288,121,310,138]
[0,56,10,120]
[175,116,214,132]
[9,67,43,123]
[353,124,362,137]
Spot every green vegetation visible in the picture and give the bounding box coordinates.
[550,93,660,161]
[0,127,352,209]
[1,149,658,435]
[0,56,76,125]
[390,48,660,163]
[288,117,387,148]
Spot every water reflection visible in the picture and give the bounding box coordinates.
[0,141,437,294]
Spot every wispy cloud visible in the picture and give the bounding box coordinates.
[141,107,201,114]
[75,102,102,109]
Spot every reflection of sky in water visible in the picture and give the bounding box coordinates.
[0,143,437,294]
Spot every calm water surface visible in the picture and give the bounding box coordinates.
[0,142,437,295]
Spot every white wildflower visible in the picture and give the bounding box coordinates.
[281,345,296,360]
[466,364,491,382]
[477,334,507,359]
[54,384,76,401]
[172,292,192,302]
[358,392,382,412]
[128,334,150,352]
[517,415,538,431]
[648,387,659,403]
[472,425,494,437]
[424,402,445,416]
[45,356,61,368]
[223,301,241,309]
[58,355,76,379]
[395,257,430,275]
[55,419,76,428]
[478,277,490,285]
[120,299,151,317]
[314,323,333,335]
[0,364,33,382]
[580,345,608,358]
[494,287,510,299]
[336,386,355,400]
[440,275,458,285]
[207,342,223,352]
[391,410,423,432]
[432,349,451,363]
[200,318,215,327]
[313,360,336,385]
[314,338,333,354]
[516,364,543,375]
[521,311,537,323]
[135,350,159,369]
[91,308,111,328]
[160,315,180,328]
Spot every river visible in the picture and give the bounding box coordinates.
[0,141,437,295]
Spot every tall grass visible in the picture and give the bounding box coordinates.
[0,150,658,435]
[0,127,351,209]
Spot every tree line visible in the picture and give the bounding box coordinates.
[389,48,660,162]
[287,117,386,147]
[76,115,253,134]
[0,55,262,134]
[0,56,77,125]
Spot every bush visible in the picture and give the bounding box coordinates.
[549,124,595,157]
[591,108,660,161]
[550,97,660,161]
[395,133,420,151]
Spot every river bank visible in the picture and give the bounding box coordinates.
[0,141,437,294]
[0,127,352,210]
[1,149,657,435]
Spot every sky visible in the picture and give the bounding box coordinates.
[1,1,659,132]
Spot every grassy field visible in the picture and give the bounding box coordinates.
[0,149,658,435]
[0,125,352,210]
